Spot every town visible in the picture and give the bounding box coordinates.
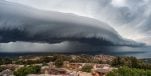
[0,54,151,76]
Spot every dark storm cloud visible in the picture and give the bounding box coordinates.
[0,0,145,53]
[5,0,151,43]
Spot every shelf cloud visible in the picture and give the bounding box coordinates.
[5,0,151,44]
[0,0,145,53]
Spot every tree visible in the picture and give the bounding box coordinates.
[54,59,64,68]
[0,67,5,72]
[107,66,151,76]
[41,56,51,63]
[14,65,40,76]
[81,65,93,72]
[0,57,12,65]
[111,56,121,67]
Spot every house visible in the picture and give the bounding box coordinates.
[78,72,92,76]
[92,68,112,76]
[47,62,55,68]
[41,66,50,74]
[27,74,71,76]
[41,66,69,75]
[64,62,94,71]
[93,64,110,70]
[92,64,112,76]
[96,69,110,76]
[94,55,115,63]
[68,63,84,70]
[50,68,68,75]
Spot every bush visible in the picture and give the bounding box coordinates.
[14,65,40,76]
[107,66,151,76]
[54,59,64,68]
[81,65,93,72]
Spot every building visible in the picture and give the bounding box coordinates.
[93,69,111,76]
[27,74,72,76]
[92,64,112,76]
[94,55,115,63]
[64,61,93,71]
[41,66,69,75]
[93,64,111,70]
[78,72,92,76]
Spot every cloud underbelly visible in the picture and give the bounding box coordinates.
[0,0,145,52]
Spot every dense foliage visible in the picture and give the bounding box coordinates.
[0,55,151,76]
[81,65,93,72]
[0,54,113,65]
[0,57,13,65]
[107,67,151,76]
[54,58,64,68]
[14,65,40,76]
[111,56,151,70]
[0,66,5,72]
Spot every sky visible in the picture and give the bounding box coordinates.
[0,0,151,57]
[5,0,151,45]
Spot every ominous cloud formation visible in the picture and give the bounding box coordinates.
[0,0,146,54]
[5,0,151,44]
